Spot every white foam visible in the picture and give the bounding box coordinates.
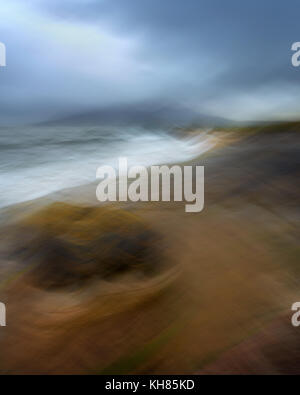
[0,128,215,208]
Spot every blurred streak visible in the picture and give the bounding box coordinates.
[0,123,299,374]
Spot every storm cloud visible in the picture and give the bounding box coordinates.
[0,0,300,124]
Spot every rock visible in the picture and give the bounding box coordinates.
[17,202,161,290]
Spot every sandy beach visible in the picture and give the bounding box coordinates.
[0,124,299,374]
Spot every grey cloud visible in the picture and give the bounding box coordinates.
[0,0,300,124]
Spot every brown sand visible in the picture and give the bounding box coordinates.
[0,126,299,374]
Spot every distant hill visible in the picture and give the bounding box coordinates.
[42,101,232,129]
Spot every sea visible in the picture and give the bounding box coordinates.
[0,125,214,208]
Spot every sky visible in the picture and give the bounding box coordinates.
[0,0,300,125]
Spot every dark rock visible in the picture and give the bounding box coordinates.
[17,203,161,290]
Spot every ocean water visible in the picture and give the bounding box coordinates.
[0,125,214,208]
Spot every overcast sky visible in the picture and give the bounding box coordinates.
[0,0,299,124]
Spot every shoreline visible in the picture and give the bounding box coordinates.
[0,128,236,224]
